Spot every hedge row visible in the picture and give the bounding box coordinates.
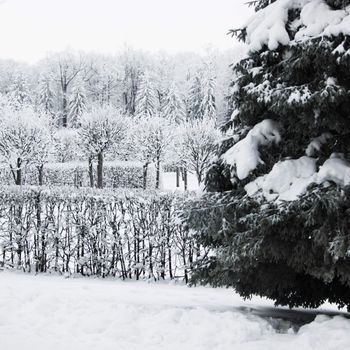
[0,186,198,281]
[0,161,156,189]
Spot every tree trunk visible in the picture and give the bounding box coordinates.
[196,168,202,186]
[35,194,41,273]
[168,248,173,279]
[183,252,188,284]
[97,152,103,189]
[16,158,22,185]
[143,162,149,190]
[88,156,94,187]
[38,164,44,186]
[183,168,188,191]
[155,157,160,189]
[41,229,46,273]
[176,167,180,188]
[62,86,68,127]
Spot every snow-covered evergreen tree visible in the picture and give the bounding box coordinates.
[68,81,87,127]
[186,66,217,121]
[135,72,158,118]
[187,75,203,120]
[161,83,185,123]
[200,72,216,120]
[7,73,31,110]
[185,0,350,310]
[37,75,55,116]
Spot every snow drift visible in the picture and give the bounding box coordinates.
[1,272,350,350]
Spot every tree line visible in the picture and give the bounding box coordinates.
[0,48,237,189]
[0,104,220,189]
[0,48,244,127]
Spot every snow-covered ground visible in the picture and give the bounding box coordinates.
[0,272,349,350]
[161,171,199,191]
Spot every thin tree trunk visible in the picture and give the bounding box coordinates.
[10,230,14,267]
[197,168,202,186]
[148,243,153,279]
[35,194,41,273]
[16,158,22,185]
[88,156,94,187]
[41,229,46,272]
[62,86,68,127]
[25,239,30,272]
[183,168,188,191]
[15,205,23,269]
[176,167,180,188]
[34,223,38,273]
[97,152,103,189]
[183,252,188,284]
[168,248,173,279]
[160,249,165,280]
[156,157,160,189]
[143,162,149,190]
[81,232,85,276]
[38,164,44,186]
[55,237,59,272]
[76,233,80,274]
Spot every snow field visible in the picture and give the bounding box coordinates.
[161,171,199,191]
[0,272,350,350]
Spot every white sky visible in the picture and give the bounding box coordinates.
[0,0,253,63]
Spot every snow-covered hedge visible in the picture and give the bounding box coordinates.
[0,186,196,281]
[0,161,151,189]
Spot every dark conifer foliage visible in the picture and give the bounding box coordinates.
[186,0,350,310]
[325,0,350,9]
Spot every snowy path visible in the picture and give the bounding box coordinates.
[0,272,350,350]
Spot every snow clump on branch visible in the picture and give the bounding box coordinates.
[221,119,281,180]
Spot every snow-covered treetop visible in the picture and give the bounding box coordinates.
[245,0,350,52]
[0,106,52,167]
[79,106,127,156]
[131,116,174,163]
[135,72,158,119]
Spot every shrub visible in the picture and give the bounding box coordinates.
[0,161,153,189]
[0,186,197,281]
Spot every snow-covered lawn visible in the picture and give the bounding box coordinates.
[161,171,199,191]
[0,272,349,350]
